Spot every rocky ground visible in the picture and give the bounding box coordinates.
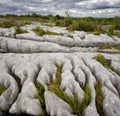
[0,23,120,116]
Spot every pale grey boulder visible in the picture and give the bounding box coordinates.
[73,33,120,47]
[44,90,75,116]
[85,59,118,95]
[16,31,44,42]
[61,70,84,102]
[37,63,56,90]
[103,86,120,116]
[107,69,120,93]
[77,59,99,116]
[10,82,42,116]
[0,27,15,38]
[85,59,120,116]
[9,61,42,115]
[0,73,19,111]
[11,60,39,85]
[111,61,120,71]
[72,56,86,87]
[43,35,74,47]
[16,33,74,47]
[41,25,68,34]
[0,37,69,53]
[0,61,19,112]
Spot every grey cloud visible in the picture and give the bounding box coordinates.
[0,0,120,17]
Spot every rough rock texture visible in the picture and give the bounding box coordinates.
[0,23,120,116]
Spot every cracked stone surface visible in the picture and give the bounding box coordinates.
[0,23,120,116]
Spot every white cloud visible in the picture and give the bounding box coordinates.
[0,0,120,17]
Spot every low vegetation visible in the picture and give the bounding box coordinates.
[32,27,58,36]
[0,85,7,96]
[48,64,91,116]
[100,44,113,49]
[0,19,31,28]
[96,54,120,76]
[34,81,48,116]
[0,14,119,37]
[14,26,28,34]
[95,81,104,116]
[99,44,120,51]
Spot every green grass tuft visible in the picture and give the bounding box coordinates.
[15,26,28,34]
[95,81,104,116]
[32,27,58,36]
[0,85,7,96]
[96,54,111,68]
[96,54,120,76]
[114,45,120,50]
[100,44,112,49]
[48,64,91,116]
[34,81,48,116]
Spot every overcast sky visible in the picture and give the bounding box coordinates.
[0,0,120,17]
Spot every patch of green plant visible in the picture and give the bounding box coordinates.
[118,92,120,98]
[107,26,114,36]
[67,20,96,32]
[100,44,112,49]
[114,45,120,50]
[32,27,58,36]
[96,54,111,68]
[66,34,73,38]
[48,64,91,116]
[95,81,104,116]
[0,20,16,28]
[96,54,120,76]
[93,31,100,35]
[18,20,31,26]
[15,26,28,34]
[100,45,120,50]
[0,85,7,96]
[34,81,48,116]
[114,32,120,38]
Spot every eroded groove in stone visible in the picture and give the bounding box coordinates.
[84,59,120,116]
[0,52,120,116]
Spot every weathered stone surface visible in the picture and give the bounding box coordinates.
[45,90,75,116]
[0,23,120,116]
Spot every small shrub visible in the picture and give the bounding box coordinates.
[32,27,58,36]
[1,20,15,28]
[63,18,72,27]
[15,26,28,34]
[0,85,7,96]
[18,20,31,26]
[67,20,96,32]
[107,26,114,36]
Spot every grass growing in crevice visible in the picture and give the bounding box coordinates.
[32,27,58,36]
[14,26,28,34]
[34,81,48,116]
[0,85,7,96]
[96,54,120,76]
[118,92,120,98]
[95,81,104,116]
[100,44,112,50]
[48,64,91,116]
[99,44,120,50]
